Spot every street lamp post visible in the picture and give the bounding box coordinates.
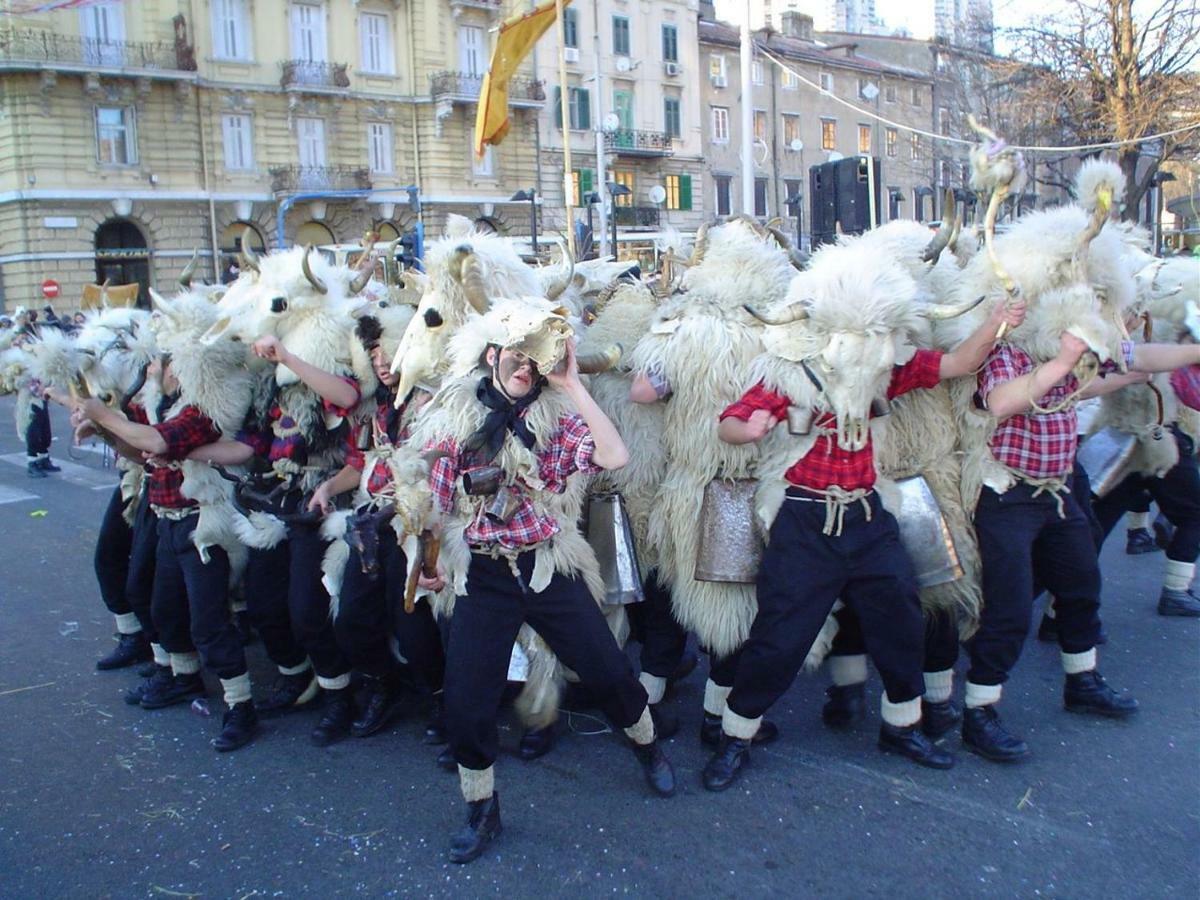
[510,189,538,254]
[606,181,632,260]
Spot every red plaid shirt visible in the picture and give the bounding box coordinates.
[238,376,360,464]
[345,392,408,498]
[978,342,1134,481]
[1171,365,1200,412]
[720,349,944,491]
[428,413,601,550]
[147,405,221,509]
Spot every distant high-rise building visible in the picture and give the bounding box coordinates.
[934,0,994,50]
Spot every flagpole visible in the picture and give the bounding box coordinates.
[555,0,577,258]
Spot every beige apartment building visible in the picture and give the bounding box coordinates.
[0,0,546,311]
[699,10,934,247]
[532,0,708,261]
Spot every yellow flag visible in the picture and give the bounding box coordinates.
[474,0,572,155]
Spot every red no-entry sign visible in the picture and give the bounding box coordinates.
[41,279,60,299]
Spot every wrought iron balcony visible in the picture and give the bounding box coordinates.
[280,60,351,91]
[429,70,546,107]
[449,0,503,12]
[613,206,661,228]
[269,165,371,194]
[603,129,675,158]
[0,28,195,73]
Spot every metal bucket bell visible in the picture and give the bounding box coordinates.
[1076,427,1138,498]
[586,492,645,605]
[694,478,763,584]
[891,475,964,589]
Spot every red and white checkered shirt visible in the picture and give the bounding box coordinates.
[1171,364,1200,412]
[147,405,221,509]
[345,392,408,498]
[978,342,1134,481]
[428,412,600,550]
[720,349,944,491]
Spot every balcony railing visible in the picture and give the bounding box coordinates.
[0,29,195,72]
[449,0,503,12]
[270,165,371,194]
[604,129,675,158]
[280,60,350,91]
[429,70,545,106]
[613,206,661,228]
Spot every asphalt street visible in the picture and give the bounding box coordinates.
[0,397,1197,898]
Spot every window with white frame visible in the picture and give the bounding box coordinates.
[359,11,393,75]
[858,123,872,154]
[459,25,484,77]
[911,86,922,106]
[290,2,327,64]
[751,58,764,85]
[821,117,836,151]
[885,128,898,158]
[939,106,951,136]
[222,113,254,170]
[296,116,326,167]
[782,113,800,146]
[95,106,136,165]
[80,2,125,66]
[753,109,767,142]
[910,132,920,159]
[711,106,730,143]
[884,83,896,103]
[782,67,799,90]
[819,71,833,92]
[368,122,393,174]
[473,144,495,178]
[212,0,251,61]
[709,54,727,84]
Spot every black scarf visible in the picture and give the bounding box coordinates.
[375,383,403,445]
[462,376,541,464]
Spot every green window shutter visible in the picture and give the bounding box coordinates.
[577,88,591,130]
[679,173,692,211]
[554,87,563,130]
[580,168,593,195]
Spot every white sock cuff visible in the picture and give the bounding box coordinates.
[151,643,170,667]
[230,598,248,613]
[1127,511,1151,530]
[964,681,1002,708]
[923,668,954,703]
[1043,599,1057,619]
[114,613,141,635]
[278,659,312,677]
[703,679,732,716]
[639,672,667,706]
[318,673,351,692]
[458,765,494,802]
[1061,648,1097,675]
[881,695,922,728]
[170,652,201,676]
[220,673,252,707]
[623,705,655,746]
[1164,559,1195,592]
[829,654,868,687]
[722,705,761,740]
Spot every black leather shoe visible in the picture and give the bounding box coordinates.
[310,689,355,746]
[125,665,170,706]
[1158,587,1200,617]
[256,670,319,716]
[962,705,1029,762]
[436,746,457,772]
[26,462,46,478]
[39,459,61,473]
[518,724,556,761]
[668,652,699,685]
[879,722,955,769]
[1036,613,1058,642]
[96,632,151,671]
[212,701,259,752]
[702,736,751,792]
[1125,527,1159,555]
[632,740,676,797]
[1064,670,1139,717]
[922,699,962,739]
[425,692,449,745]
[140,671,206,710]
[700,712,779,747]
[352,678,401,737]
[649,703,679,740]
[822,683,866,729]
[135,659,160,679]
[448,793,502,864]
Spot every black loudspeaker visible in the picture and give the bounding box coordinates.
[809,157,881,248]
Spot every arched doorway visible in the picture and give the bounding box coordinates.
[94,219,150,307]
[295,220,336,247]
[473,217,500,235]
[375,221,400,242]
[218,222,267,283]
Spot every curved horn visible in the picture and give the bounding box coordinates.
[301,244,328,294]
[576,344,622,374]
[545,237,576,301]
[177,249,200,289]
[401,269,430,293]
[743,300,810,325]
[921,191,959,263]
[593,277,623,312]
[765,225,806,270]
[148,288,175,318]
[452,247,490,314]
[686,223,710,267]
[239,227,261,273]
[923,293,986,320]
[348,257,374,295]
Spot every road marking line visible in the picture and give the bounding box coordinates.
[0,485,38,505]
[0,452,116,489]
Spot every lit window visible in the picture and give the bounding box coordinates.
[782,113,800,146]
[858,124,872,154]
[886,128,898,158]
[821,118,836,151]
[754,109,767,142]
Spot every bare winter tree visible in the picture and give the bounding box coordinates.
[993,0,1200,218]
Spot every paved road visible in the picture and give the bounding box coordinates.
[0,398,1197,898]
